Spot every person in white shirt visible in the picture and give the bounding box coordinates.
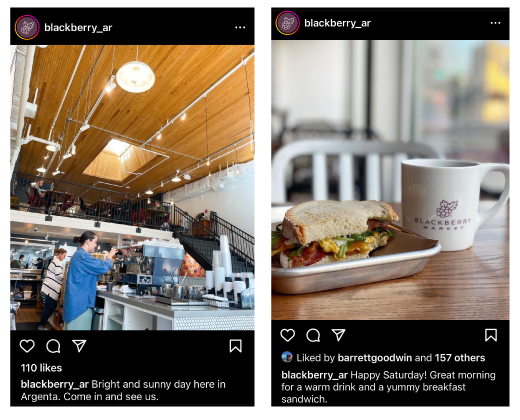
[39,248,67,330]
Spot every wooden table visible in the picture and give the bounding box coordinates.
[272,201,509,320]
[45,190,73,203]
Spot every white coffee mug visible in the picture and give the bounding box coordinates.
[402,159,509,251]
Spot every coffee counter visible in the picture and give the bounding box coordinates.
[96,290,254,330]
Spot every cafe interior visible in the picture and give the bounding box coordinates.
[271,39,509,320]
[10,44,255,330]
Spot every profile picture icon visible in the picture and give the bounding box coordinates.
[275,11,300,36]
[15,15,40,40]
[282,351,293,362]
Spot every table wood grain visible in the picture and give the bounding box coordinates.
[272,201,509,320]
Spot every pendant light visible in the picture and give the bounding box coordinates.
[105,45,117,93]
[243,58,254,152]
[145,141,153,195]
[46,143,57,152]
[172,170,181,182]
[204,94,210,178]
[116,45,155,93]
[37,164,46,173]
[235,144,239,173]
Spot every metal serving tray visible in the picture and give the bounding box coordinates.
[271,225,441,295]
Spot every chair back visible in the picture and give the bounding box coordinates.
[271,140,442,203]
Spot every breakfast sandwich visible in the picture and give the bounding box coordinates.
[272,200,399,268]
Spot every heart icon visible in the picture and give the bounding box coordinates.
[20,339,35,353]
[280,329,295,342]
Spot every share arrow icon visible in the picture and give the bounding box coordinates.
[72,340,87,353]
[332,329,346,342]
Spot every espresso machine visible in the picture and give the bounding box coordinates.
[112,244,184,293]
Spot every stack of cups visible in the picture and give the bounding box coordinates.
[212,250,221,272]
[219,235,233,278]
[205,271,214,290]
[215,267,226,293]
[222,282,234,300]
[233,281,247,302]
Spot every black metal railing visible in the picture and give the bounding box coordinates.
[11,172,174,231]
[172,205,254,273]
[212,214,255,272]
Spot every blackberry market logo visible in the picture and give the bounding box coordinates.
[436,200,458,218]
[15,15,40,40]
[276,11,300,35]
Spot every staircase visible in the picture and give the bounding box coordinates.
[172,206,254,274]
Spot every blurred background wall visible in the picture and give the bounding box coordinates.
[272,39,509,203]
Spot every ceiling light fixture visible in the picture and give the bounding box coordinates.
[44,153,49,160]
[146,189,153,195]
[116,45,155,93]
[157,133,162,140]
[72,144,76,155]
[147,198,151,204]
[181,113,186,121]
[183,174,191,181]
[37,165,46,173]
[161,181,163,187]
[63,153,72,159]
[105,82,117,93]
[46,143,57,152]
[172,170,181,182]
[53,170,60,176]
[79,123,90,132]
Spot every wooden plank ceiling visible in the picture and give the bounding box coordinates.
[18,45,255,195]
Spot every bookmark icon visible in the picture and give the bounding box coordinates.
[72,339,87,353]
[332,329,346,342]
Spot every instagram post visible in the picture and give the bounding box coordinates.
[271,8,509,406]
[10,7,255,406]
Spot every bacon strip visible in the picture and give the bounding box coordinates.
[367,219,388,231]
[284,241,320,263]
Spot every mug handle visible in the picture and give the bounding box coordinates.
[476,163,510,228]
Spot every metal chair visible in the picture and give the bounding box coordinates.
[271,140,443,203]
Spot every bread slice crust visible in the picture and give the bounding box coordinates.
[282,200,398,245]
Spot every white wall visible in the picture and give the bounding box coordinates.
[175,175,254,236]
[272,40,350,126]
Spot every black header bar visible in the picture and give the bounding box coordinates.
[11,8,254,45]
[272,8,509,40]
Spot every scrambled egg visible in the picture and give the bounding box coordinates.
[319,232,381,260]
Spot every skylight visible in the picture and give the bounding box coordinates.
[104,139,131,156]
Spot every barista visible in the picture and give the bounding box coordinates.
[62,231,118,330]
